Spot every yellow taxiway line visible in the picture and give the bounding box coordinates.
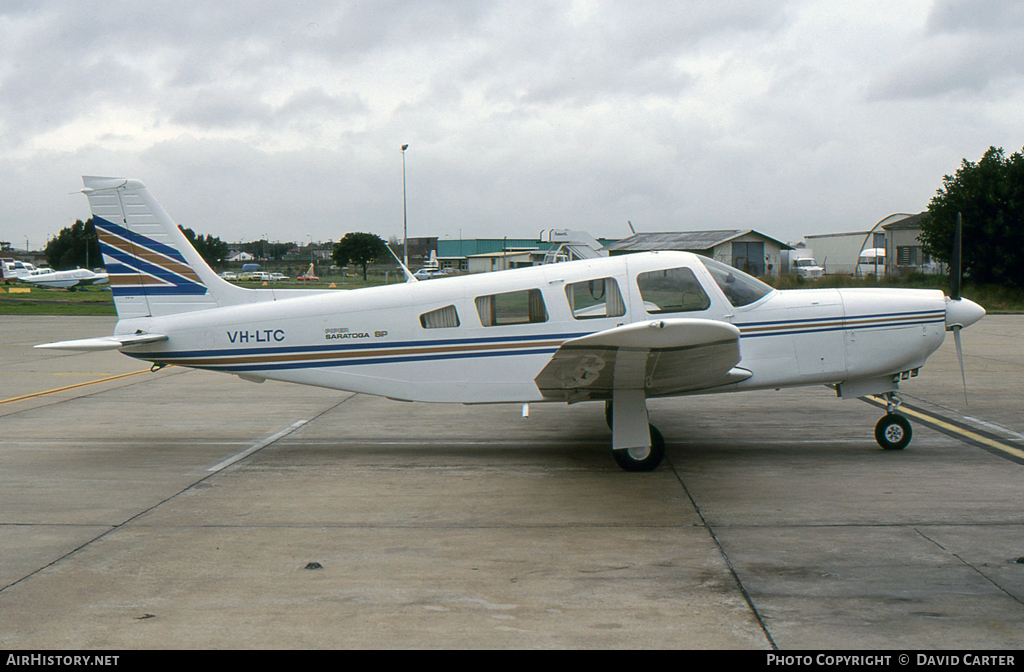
[897,405,1024,461]
[0,369,153,407]
[866,396,1024,463]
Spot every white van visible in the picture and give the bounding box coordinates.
[856,248,885,278]
[792,257,824,279]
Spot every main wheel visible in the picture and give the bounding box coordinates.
[613,424,665,472]
[875,413,912,450]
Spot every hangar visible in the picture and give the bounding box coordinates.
[602,230,792,278]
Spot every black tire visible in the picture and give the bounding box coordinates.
[875,413,912,450]
[613,424,666,472]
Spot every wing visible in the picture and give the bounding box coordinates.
[534,318,750,402]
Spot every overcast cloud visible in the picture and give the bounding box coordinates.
[2,0,1022,251]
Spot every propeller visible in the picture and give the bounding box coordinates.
[953,320,967,405]
[949,212,961,301]
[944,212,979,405]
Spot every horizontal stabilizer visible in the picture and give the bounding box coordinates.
[35,333,168,352]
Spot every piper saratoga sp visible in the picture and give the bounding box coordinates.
[37,177,985,471]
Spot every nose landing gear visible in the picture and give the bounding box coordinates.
[875,392,912,450]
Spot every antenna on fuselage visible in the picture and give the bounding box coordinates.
[386,241,418,283]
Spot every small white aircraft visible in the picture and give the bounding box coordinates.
[2,259,41,282]
[19,266,109,289]
[37,177,985,471]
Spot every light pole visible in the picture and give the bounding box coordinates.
[401,144,409,267]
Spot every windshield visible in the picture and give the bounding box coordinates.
[698,256,774,307]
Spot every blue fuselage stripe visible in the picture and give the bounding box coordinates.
[134,309,945,373]
[152,331,592,361]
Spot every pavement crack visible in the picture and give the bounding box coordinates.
[666,453,778,651]
[915,528,1024,609]
[0,395,353,598]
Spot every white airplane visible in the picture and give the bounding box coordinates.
[2,259,40,282]
[36,176,986,471]
[19,266,109,289]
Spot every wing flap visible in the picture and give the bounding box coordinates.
[535,318,747,401]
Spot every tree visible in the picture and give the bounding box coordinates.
[919,146,1024,289]
[45,218,102,270]
[237,239,292,261]
[332,232,389,281]
[179,226,230,267]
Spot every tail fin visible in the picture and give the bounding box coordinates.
[82,176,249,318]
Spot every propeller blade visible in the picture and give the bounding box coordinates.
[953,325,968,405]
[950,212,962,301]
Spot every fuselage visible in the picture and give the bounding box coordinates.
[115,251,950,404]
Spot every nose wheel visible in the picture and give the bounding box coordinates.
[875,413,912,450]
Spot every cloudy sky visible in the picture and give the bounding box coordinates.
[2,0,1022,251]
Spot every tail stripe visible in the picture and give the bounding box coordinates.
[95,218,205,284]
[94,216,208,297]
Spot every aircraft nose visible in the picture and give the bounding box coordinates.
[946,297,986,330]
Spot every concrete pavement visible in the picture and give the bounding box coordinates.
[1,315,1021,649]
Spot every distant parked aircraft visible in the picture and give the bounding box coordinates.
[19,267,109,289]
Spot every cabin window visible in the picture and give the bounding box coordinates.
[697,256,773,307]
[565,277,626,320]
[637,267,711,313]
[475,289,548,326]
[420,305,460,329]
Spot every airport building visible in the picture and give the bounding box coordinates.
[603,230,792,278]
[435,232,617,272]
[803,213,932,277]
[882,212,941,276]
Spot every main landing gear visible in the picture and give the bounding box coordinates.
[613,425,666,472]
[874,392,912,451]
[605,395,666,472]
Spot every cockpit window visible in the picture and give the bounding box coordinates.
[637,267,711,314]
[698,256,773,307]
